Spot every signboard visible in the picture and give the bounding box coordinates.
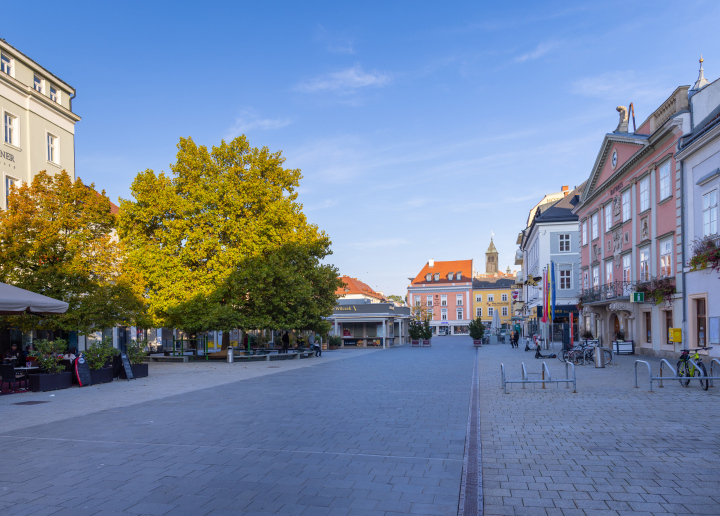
[119,352,134,380]
[668,327,682,343]
[632,292,644,303]
[74,356,92,387]
[536,304,576,319]
[710,317,720,345]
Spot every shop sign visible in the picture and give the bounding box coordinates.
[537,304,576,319]
[0,150,15,162]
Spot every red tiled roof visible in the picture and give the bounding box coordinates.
[336,276,385,301]
[410,260,473,285]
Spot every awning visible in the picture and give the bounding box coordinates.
[0,282,69,315]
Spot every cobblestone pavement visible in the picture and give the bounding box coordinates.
[0,339,475,516]
[479,341,720,516]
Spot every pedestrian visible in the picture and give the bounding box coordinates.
[281,331,289,354]
[310,332,321,357]
[512,331,519,348]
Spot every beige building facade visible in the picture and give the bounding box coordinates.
[1,39,80,209]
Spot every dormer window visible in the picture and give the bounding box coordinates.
[447,272,453,280]
[434,273,440,281]
[425,273,431,281]
[456,272,462,280]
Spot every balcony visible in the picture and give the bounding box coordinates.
[580,281,636,304]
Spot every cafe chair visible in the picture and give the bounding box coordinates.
[0,364,25,391]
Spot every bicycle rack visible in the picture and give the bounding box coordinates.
[501,361,576,394]
[710,358,720,388]
[634,359,720,392]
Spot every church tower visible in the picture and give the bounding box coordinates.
[485,238,499,274]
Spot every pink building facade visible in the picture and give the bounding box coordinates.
[574,87,690,355]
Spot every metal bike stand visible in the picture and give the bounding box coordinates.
[501,361,576,394]
[635,359,720,392]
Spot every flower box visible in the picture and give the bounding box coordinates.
[28,372,72,392]
[90,367,114,385]
[422,339,432,347]
[411,340,421,347]
[120,363,148,379]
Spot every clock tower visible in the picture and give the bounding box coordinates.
[485,238,499,274]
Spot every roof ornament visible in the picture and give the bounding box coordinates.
[615,106,629,133]
[689,55,709,98]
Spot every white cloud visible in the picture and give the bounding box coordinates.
[571,71,671,104]
[514,42,558,62]
[225,110,291,139]
[327,42,354,54]
[295,65,392,94]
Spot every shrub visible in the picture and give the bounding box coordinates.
[33,339,68,374]
[408,320,424,340]
[468,318,485,340]
[329,335,342,347]
[126,339,149,365]
[84,338,119,370]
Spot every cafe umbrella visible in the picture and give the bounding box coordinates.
[0,282,68,315]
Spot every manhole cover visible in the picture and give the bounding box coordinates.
[13,401,50,405]
[268,366,280,368]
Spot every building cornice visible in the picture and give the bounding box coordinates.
[0,39,76,94]
[676,121,720,161]
[0,74,81,123]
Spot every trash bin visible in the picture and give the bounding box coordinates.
[594,346,605,368]
[227,347,234,363]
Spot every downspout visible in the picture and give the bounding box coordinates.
[680,159,687,347]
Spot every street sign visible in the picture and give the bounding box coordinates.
[669,328,682,343]
[632,292,644,303]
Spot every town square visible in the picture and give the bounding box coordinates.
[2,2,720,515]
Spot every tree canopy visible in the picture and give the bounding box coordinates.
[0,171,145,334]
[119,135,340,333]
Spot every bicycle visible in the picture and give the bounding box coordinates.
[563,342,612,366]
[677,347,713,391]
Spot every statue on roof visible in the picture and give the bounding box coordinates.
[615,106,629,133]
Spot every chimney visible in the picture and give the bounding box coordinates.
[429,259,434,267]
[562,185,569,196]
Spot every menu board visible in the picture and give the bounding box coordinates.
[74,356,92,387]
[120,352,134,380]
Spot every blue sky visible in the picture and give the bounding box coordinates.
[3,1,720,297]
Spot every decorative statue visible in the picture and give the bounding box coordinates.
[616,106,629,133]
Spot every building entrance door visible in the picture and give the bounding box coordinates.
[439,326,450,336]
[697,299,707,347]
[611,314,619,339]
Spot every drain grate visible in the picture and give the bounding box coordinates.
[13,401,50,405]
[267,366,280,368]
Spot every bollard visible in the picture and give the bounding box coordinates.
[594,346,605,368]
[227,347,234,363]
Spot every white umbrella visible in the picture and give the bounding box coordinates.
[490,308,501,334]
[0,282,68,315]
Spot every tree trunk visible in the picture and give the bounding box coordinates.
[221,331,229,350]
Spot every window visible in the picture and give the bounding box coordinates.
[456,272,462,280]
[434,273,440,281]
[703,190,718,237]
[441,308,447,321]
[659,239,672,277]
[415,296,421,307]
[428,310,434,320]
[488,294,494,302]
[501,293,508,302]
[34,75,44,93]
[591,212,599,240]
[592,266,599,287]
[640,177,649,212]
[502,307,508,317]
[47,133,59,163]
[441,295,447,306]
[457,309,463,320]
[582,221,588,245]
[623,254,631,282]
[583,270,588,290]
[475,294,482,302]
[456,294,463,306]
[696,299,707,346]
[560,269,571,289]
[5,176,17,209]
[665,310,673,345]
[605,204,612,232]
[622,190,631,222]
[426,296,433,307]
[605,260,613,284]
[0,54,12,76]
[476,307,482,317]
[50,86,59,103]
[4,113,18,146]
[639,248,650,281]
[659,162,671,200]
[488,307,494,316]
[425,273,431,281]
[447,272,453,280]
[645,312,652,343]
[559,234,570,252]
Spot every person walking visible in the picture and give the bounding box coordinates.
[281,331,289,354]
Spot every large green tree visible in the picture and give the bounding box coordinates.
[119,136,340,333]
[0,171,145,334]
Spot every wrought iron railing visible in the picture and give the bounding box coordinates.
[580,281,636,303]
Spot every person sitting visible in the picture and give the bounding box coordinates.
[4,343,21,362]
[62,348,78,361]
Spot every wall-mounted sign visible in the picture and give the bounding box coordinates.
[0,150,15,162]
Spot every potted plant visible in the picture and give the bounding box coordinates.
[28,339,73,392]
[581,329,594,342]
[84,338,118,385]
[615,329,626,342]
[328,335,342,350]
[469,318,485,347]
[409,319,423,346]
[122,339,149,378]
[422,319,432,346]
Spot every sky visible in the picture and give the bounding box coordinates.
[3,0,720,298]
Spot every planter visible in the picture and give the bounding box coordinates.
[89,367,113,385]
[28,372,72,392]
[612,340,635,355]
[411,340,420,347]
[120,363,148,379]
[473,340,482,347]
[422,339,431,347]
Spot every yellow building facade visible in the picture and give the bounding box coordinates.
[472,278,515,329]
